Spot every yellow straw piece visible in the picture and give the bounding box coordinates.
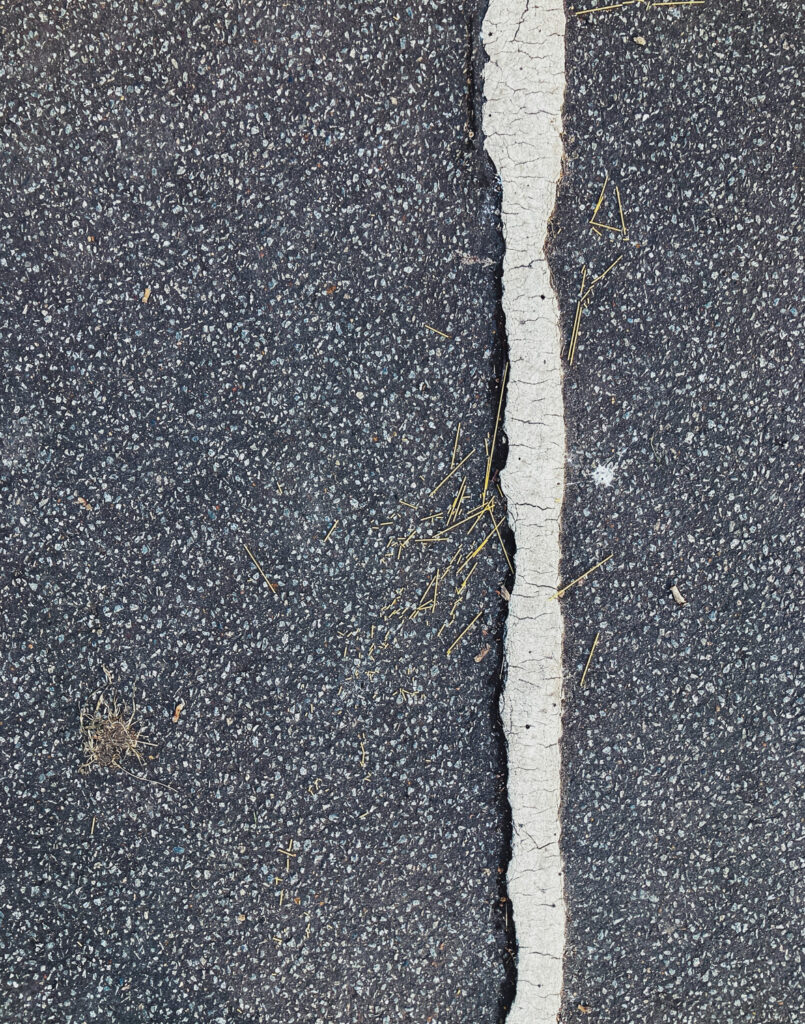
[582,255,624,300]
[446,609,484,657]
[430,450,476,498]
[615,185,628,238]
[483,362,509,500]
[589,221,623,234]
[452,477,468,523]
[451,422,461,469]
[549,553,613,600]
[435,500,494,539]
[589,172,609,223]
[568,298,583,366]
[575,0,638,14]
[488,509,514,573]
[458,517,505,574]
[455,562,478,595]
[243,543,278,594]
[567,266,587,365]
[579,632,601,687]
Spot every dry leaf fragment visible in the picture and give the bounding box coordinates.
[578,1005,592,1015]
[171,700,185,724]
[500,585,511,601]
[474,644,491,663]
[670,584,687,606]
[76,496,92,510]
[142,286,151,303]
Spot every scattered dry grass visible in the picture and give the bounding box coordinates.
[78,668,176,791]
[79,690,145,774]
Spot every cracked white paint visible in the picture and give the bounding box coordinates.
[482,1,566,1021]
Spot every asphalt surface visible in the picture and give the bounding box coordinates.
[0,3,514,1022]
[553,2,804,1021]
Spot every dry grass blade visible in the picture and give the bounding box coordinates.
[575,0,638,13]
[488,508,514,573]
[590,172,609,223]
[446,608,484,657]
[243,542,279,594]
[549,553,613,600]
[433,499,493,539]
[483,362,509,501]
[429,449,475,498]
[568,265,588,365]
[457,516,505,574]
[579,632,601,687]
[582,254,624,300]
[424,324,451,338]
[615,185,628,238]
[451,422,461,469]
[576,0,701,14]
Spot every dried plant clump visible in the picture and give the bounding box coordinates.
[79,690,145,774]
[78,669,176,792]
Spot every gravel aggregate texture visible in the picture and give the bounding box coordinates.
[0,3,515,1022]
[553,2,804,1021]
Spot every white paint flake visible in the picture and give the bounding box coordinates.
[592,463,616,487]
[482,1,566,1021]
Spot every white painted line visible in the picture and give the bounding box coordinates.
[482,2,567,1021]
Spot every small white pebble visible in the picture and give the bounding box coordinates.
[670,584,687,606]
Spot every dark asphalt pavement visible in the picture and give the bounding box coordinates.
[0,3,513,1022]
[554,2,803,1021]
